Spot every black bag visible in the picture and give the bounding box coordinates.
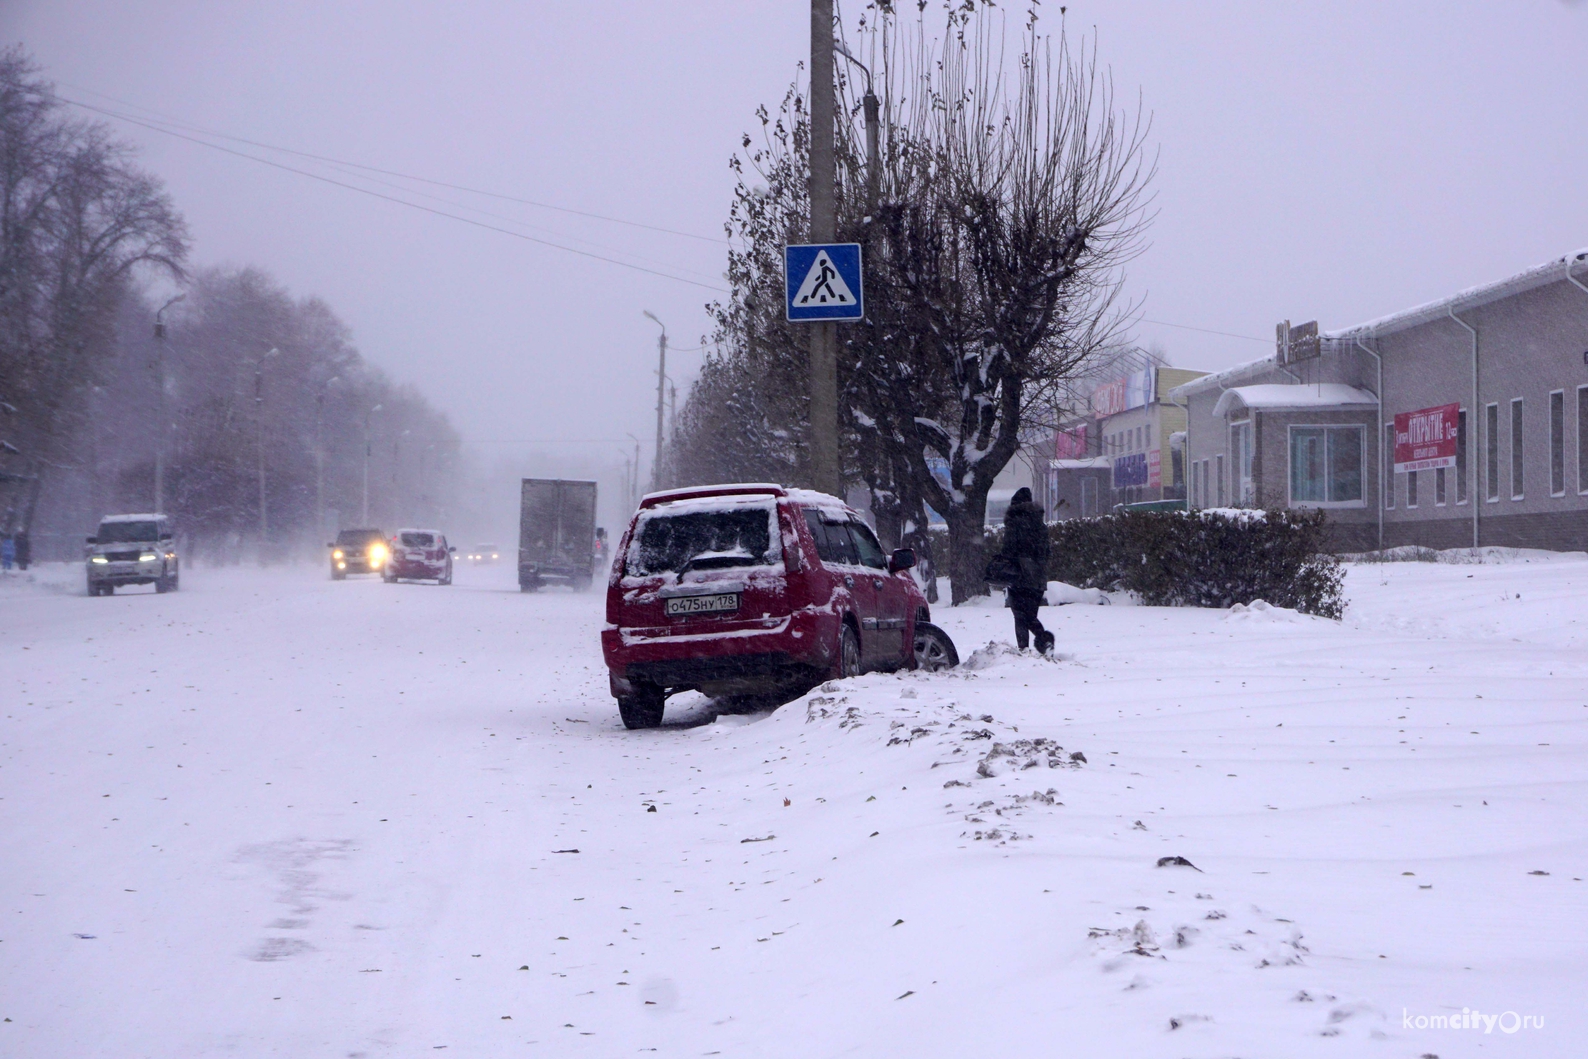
[984,554,1021,587]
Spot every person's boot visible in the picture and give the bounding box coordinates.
[1038,631,1056,656]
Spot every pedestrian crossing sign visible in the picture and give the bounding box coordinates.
[785,243,864,322]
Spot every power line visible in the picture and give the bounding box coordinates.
[1139,317,1267,344]
[59,92,1269,346]
[58,86,726,246]
[59,96,730,294]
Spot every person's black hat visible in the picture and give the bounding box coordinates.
[1011,486,1033,504]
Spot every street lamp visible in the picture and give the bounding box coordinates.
[624,431,642,508]
[152,293,186,514]
[833,37,881,216]
[255,347,280,550]
[642,311,668,492]
[316,375,342,539]
[363,402,383,525]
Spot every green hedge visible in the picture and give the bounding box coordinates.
[1046,508,1344,619]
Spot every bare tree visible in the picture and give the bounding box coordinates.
[0,47,187,536]
[850,7,1154,601]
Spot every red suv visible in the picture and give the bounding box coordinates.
[383,528,455,584]
[601,484,957,729]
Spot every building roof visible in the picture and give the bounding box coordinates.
[1171,248,1588,401]
[1325,248,1588,341]
[1169,355,1276,400]
[1212,384,1379,417]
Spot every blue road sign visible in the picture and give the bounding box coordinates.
[785,243,864,322]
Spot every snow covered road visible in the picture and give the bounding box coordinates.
[3,556,1586,1057]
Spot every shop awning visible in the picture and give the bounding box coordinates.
[1212,384,1378,418]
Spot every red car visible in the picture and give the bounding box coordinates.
[383,528,455,584]
[601,484,957,729]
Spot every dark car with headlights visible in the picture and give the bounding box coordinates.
[600,484,958,729]
[329,528,388,579]
[86,514,179,595]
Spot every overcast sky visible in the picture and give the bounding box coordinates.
[7,1,1588,501]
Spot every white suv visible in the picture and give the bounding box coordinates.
[87,514,179,596]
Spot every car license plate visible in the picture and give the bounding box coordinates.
[665,592,740,617]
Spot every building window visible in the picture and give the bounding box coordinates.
[1456,408,1468,505]
[1435,467,1446,506]
[1485,403,1499,502]
[1511,398,1524,500]
[1407,467,1418,508]
[1579,387,1588,495]
[1384,424,1395,509]
[1231,421,1253,507]
[1289,426,1364,505]
[1550,390,1565,497]
[1216,455,1225,506]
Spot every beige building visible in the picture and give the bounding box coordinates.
[1039,365,1209,517]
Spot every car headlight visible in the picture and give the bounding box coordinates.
[369,543,387,563]
[332,549,344,559]
[90,555,108,564]
[139,553,158,562]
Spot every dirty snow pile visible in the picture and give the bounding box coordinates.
[1,554,1585,1057]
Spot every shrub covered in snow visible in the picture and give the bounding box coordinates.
[1045,508,1344,618]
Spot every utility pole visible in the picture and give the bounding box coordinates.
[625,432,641,509]
[315,376,340,541]
[807,0,840,497]
[643,311,667,492]
[152,293,185,513]
[255,348,278,549]
[363,402,382,525]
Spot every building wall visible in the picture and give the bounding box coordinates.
[1178,271,1588,552]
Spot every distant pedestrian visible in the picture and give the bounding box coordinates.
[999,487,1053,654]
[0,535,13,572]
[13,530,28,570]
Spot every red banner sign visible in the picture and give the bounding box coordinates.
[1394,402,1458,472]
[1055,425,1088,459]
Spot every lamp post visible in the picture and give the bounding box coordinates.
[316,376,341,540]
[152,293,185,514]
[834,37,880,217]
[254,347,280,549]
[363,402,383,525]
[642,312,667,492]
[624,432,642,508]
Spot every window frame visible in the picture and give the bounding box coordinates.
[1578,385,1588,496]
[1510,397,1525,501]
[1485,402,1500,503]
[1549,389,1565,497]
[1383,423,1395,510]
[1286,424,1366,509]
[1456,408,1469,505]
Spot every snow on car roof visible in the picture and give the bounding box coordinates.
[637,494,780,518]
[639,483,786,508]
[393,527,443,535]
[99,513,167,522]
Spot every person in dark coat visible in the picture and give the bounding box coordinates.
[13,531,28,571]
[1000,487,1053,653]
